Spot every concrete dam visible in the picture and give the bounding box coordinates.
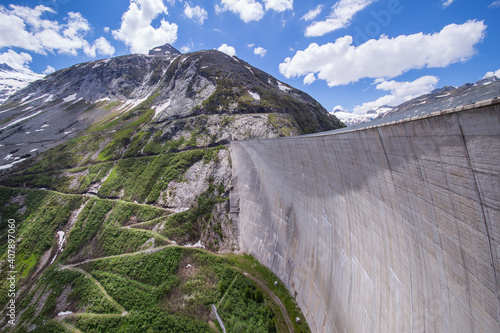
[230,99,500,332]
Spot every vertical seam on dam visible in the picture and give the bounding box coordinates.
[457,116,500,315]
[377,126,416,332]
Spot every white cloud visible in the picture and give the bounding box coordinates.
[112,0,178,54]
[43,65,55,75]
[81,37,115,58]
[301,4,323,21]
[484,69,500,78]
[280,20,487,87]
[0,5,110,58]
[104,26,110,33]
[94,37,116,56]
[442,0,455,8]
[263,0,293,12]
[218,0,265,22]
[353,76,439,114]
[305,0,378,37]
[254,46,267,57]
[332,105,345,112]
[247,43,255,48]
[303,72,316,85]
[0,49,32,70]
[184,3,208,24]
[218,43,236,56]
[181,42,193,53]
[489,1,500,8]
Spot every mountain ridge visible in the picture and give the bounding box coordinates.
[0,44,343,169]
[334,75,500,126]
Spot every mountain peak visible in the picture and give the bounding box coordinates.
[148,43,182,56]
[0,63,16,73]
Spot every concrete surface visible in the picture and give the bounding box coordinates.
[230,99,500,332]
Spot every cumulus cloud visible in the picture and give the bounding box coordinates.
[353,76,439,114]
[112,0,178,54]
[84,37,115,58]
[0,49,33,70]
[263,0,293,12]
[332,105,345,112]
[303,72,316,85]
[0,4,113,58]
[442,0,455,8]
[301,5,323,21]
[280,20,487,87]
[484,69,500,78]
[305,0,378,37]
[184,3,208,24]
[254,46,267,57]
[43,65,55,75]
[217,0,265,22]
[104,27,110,33]
[218,43,236,56]
[181,42,194,53]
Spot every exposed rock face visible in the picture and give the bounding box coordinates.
[148,44,182,56]
[0,44,342,167]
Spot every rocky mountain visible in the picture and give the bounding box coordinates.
[333,106,392,127]
[334,76,500,127]
[0,64,44,104]
[383,75,499,117]
[0,44,339,332]
[0,45,342,169]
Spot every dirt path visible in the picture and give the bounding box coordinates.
[62,245,171,267]
[0,185,174,213]
[58,266,127,316]
[242,272,294,333]
[59,321,84,333]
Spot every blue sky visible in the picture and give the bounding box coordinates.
[0,0,499,114]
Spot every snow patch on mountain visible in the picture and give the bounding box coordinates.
[277,81,291,92]
[0,64,44,104]
[333,106,392,127]
[249,91,260,100]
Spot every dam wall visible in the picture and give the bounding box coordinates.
[230,99,500,332]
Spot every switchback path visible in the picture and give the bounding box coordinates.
[1,185,298,332]
[57,266,128,316]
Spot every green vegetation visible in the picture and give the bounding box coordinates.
[268,113,295,137]
[60,198,168,261]
[0,186,308,333]
[227,254,311,333]
[219,274,277,333]
[73,310,212,333]
[98,149,206,203]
